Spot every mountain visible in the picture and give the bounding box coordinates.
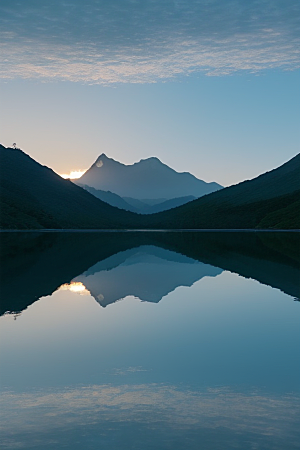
[122,196,166,210]
[120,195,197,214]
[143,196,196,214]
[76,154,222,200]
[77,183,196,214]
[144,153,300,229]
[0,145,139,229]
[76,183,139,213]
[0,144,299,230]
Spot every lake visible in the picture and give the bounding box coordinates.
[0,231,299,449]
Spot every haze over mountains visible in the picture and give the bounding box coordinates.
[0,144,299,230]
[76,154,222,211]
[76,183,197,214]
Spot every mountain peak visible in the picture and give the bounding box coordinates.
[137,157,165,169]
[94,153,117,168]
[98,153,110,159]
[94,154,164,169]
[96,153,110,161]
[79,153,222,200]
[139,156,162,164]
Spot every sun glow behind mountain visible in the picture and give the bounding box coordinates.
[60,170,86,179]
[58,282,90,295]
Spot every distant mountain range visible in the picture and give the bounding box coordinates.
[76,183,196,214]
[0,144,299,229]
[76,154,222,202]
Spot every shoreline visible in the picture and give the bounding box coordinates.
[0,229,299,233]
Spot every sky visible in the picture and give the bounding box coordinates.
[0,0,299,186]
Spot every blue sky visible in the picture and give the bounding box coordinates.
[0,0,299,186]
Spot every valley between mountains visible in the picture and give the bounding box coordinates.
[0,144,299,230]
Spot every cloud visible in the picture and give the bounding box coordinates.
[1,383,299,435]
[0,0,299,83]
[2,384,299,448]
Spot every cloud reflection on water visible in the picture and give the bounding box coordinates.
[1,384,299,449]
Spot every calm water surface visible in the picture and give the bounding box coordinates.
[0,231,299,449]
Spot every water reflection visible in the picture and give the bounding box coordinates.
[73,245,221,306]
[1,384,299,450]
[59,281,91,295]
[0,231,299,449]
[0,231,299,315]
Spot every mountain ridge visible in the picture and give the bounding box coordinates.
[144,153,300,229]
[0,145,138,229]
[77,153,222,200]
[0,144,299,230]
[76,182,197,214]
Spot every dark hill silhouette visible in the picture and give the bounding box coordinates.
[0,145,299,230]
[145,153,300,229]
[0,145,139,229]
[77,153,222,200]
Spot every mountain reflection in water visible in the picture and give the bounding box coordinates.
[73,245,222,306]
[0,231,299,315]
[0,231,299,450]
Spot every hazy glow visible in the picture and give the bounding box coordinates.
[58,282,90,295]
[60,170,86,179]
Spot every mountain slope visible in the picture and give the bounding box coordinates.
[142,196,196,214]
[76,183,139,212]
[143,153,300,229]
[1,145,298,230]
[76,183,196,214]
[77,154,222,199]
[0,145,139,229]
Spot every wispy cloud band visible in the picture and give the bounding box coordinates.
[1,0,299,83]
[1,384,299,436]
